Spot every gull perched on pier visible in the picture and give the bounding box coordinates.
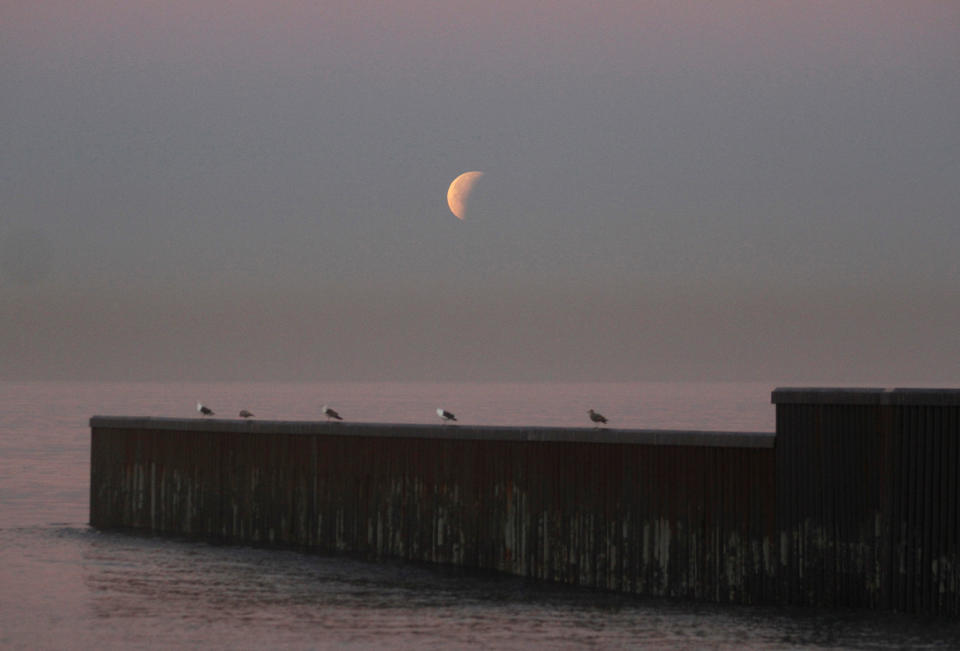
[322,405,343,422]
[588,409,607,427]
[437,408,457,423]
[238,409,254,418]
[197,402,214,416]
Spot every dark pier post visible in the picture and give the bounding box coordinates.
[773,388,960,615]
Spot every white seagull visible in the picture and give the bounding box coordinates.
[322,405,343,422]
[437,408,457,423]
[197,402,215,416]
[238,409,254,418]
[588,409,607,427]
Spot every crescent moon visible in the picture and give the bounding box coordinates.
[446,171,484,220]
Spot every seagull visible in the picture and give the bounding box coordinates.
[588,409,607,427]
[322,405,343,422]
[197,402,215,416]
[437,408,457,423]
[238,409,254,418]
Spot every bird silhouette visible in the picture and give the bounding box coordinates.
[437,408,457,423]
[588,409,607,427]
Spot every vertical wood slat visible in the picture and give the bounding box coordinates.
[888,405,903,612]
[909,406,922,614]
[947,407,959,615]
[929,407,942,614]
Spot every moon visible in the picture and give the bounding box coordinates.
[446,171,484,220]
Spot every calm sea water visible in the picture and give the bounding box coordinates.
[2,381,958,649]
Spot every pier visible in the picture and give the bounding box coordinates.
[89,388,960,614]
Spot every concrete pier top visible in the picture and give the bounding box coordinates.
[772,387,960,406]
[89,416,775,448]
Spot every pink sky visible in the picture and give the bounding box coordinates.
[3,1,959,381]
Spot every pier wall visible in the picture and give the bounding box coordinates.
[89,388,960,613]
[773,388,960,615]
[90,419,776,603]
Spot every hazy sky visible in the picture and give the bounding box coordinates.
[2,1,959,382]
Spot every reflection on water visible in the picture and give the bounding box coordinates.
[5,527,934,649]
[3,524,960,648]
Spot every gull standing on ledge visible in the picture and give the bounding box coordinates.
[588,409,607,427]
[437,408,457,423]
[238,409,254,418]
[323,405,343,422]
[197,402,214,416]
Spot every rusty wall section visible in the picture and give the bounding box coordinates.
[90,418,776,603]
[773,388,960,616]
